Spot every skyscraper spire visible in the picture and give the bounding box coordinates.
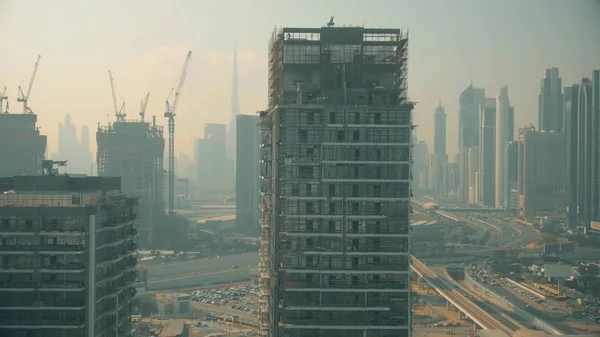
[231,42,240,119]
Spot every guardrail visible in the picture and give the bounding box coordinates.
[411,257,511,333]
[504,278,546,300]
[464,271,563,335]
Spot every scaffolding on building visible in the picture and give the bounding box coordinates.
[258,109,275,337]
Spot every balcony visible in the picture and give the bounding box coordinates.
[282,281,408,290]
[0,244,85,252]
[40,263,85,272]
[0,300,85,309]
[0,318,85,327]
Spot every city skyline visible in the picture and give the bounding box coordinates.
[1,0,599,158]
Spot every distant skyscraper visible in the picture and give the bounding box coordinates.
[479,98,496,207]
[495,86,510,208]
[434,101,447,195]
[538,68,563,132]
[572,71,600,232]
[235,114,260,232]
[564,84,579,227]
[504,141,519,211]
[458,85,485,203]
[227,44,241,166]
[467,147,479,204]
[198,123,230,191]
[508,106,515,142]
[518,128,566,219]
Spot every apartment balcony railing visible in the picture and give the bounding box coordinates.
[0,300,85,308]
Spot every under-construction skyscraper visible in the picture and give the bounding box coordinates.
[259,25,414,337]
[0,114,47,176]
[97,119,164,246]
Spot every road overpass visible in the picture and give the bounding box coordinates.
[439,207,505,213]
[411,256,514,336]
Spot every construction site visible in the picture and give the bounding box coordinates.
[0,55,47,177]
[97,52,192,249]
[259,23,414,337]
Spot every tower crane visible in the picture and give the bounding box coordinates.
[17,55,41,114]
[140,92,150,122]
[165,50,192,216]
[108,70,126,122]
[0,86,7,114]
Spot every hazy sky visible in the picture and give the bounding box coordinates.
[1,0,599,158]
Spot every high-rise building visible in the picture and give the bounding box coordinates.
[504,141,519,211]
[508,106,515,142]
[0,163,138,337]
[197,123,232,191]
[495,86,510,208]
[564,84,579,227]
[227,44,241,166]
[570,71,600,231]
[413,138,429,192]
[236,114,260,232]
[57,114,92,174]
[467,147,479,204]
[517,128,566,219]
[259,26,413,337]
[478,98,495,207]
[458,85,485,203]
[96,119,164,246]
[0,113,47,176]
[538,68,563,132]
[434,101,447,195]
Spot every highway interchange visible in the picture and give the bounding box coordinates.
[142,197,581,335]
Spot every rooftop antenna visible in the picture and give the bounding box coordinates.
[327,16,335,27]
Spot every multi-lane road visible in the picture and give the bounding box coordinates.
[144,252,258,290]
[411,257,515,335]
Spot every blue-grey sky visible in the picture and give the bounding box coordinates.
[1,0,599,157]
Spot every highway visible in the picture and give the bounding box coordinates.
[144,252,258,290]
[487,282,575,334]
[411,256,515,336]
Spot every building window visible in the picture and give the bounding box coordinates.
[352,185,359,197]
[330,113,337,124]
[329,221,335,233]
[329,202,336,215]
[307,111,315,124]
[374,113,382,125]
[373,185,381,197]
[299,130,308,143]
[353,130,360,142]
[306,220,313,232]
[352,221,359,233]
[329,185,335,197]
[336,130,345,142]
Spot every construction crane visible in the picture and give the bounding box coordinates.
[164,50,192,216]
[139,92,150,122]
[108,70,126,122]
[17,55,41,114]
[0,86,7,114]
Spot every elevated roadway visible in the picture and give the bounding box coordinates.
[411,256,514,336]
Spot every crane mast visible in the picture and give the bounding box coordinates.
[140,92,150,122]
[17,55,41,114]
[165,50,192,216]
[108,70,126,122]
[0,86,7,114]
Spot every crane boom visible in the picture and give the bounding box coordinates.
[17,55,41,114]
[164,50,192,216]
[108,70,126,121]
[140,92,150,121]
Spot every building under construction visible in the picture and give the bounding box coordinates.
[97,118,165,247]
[259,25,414,337]
[0,113,47,176]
